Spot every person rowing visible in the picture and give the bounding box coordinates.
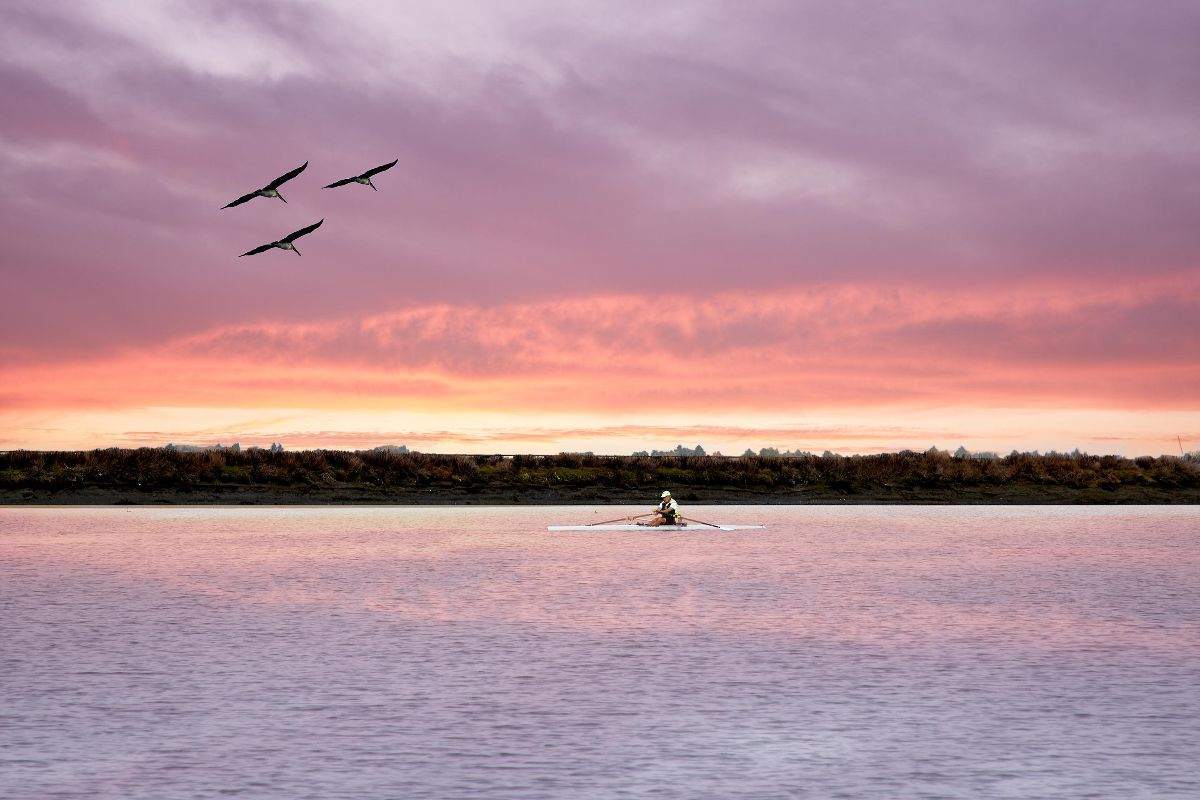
[638,490,681,527]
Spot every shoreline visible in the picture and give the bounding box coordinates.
[4,486,1199,505]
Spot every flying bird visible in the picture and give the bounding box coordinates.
[239,219,323,257]
[222,161,308,208]
[323,159,398,191]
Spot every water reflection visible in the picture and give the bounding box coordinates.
[2,506,1198,798]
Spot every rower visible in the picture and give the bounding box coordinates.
[640,490,681,527]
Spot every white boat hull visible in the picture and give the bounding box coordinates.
[548,524,763,532]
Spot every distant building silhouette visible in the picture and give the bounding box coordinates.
[166,442,241,453]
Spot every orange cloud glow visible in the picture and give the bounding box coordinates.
[4,280,1197,454]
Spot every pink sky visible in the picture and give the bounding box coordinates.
[2,1,1198,454]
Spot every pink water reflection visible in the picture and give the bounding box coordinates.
[3,506,1195,651]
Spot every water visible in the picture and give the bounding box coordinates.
[1,506,1197,799]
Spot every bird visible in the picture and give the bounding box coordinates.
[323,159,398,191]
[239,219,323,257]
[222,162,308,208]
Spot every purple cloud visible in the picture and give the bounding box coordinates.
[1,0,1197,375]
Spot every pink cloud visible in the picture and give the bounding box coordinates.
[169,280,1200,374]
[3,281,1197,418]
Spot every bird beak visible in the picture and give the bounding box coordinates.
[293,247,302,256]
[369,179,377,191]
[278,193,288,203]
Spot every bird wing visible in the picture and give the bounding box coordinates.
[282,218,323,242]
[266,161,308,189]
[239,242,278,257]
[362,159,398,178]
[323,177,356,188]
[222,190,259,209]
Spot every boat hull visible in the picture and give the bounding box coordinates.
[548,524,763,531]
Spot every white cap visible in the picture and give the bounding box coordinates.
[661,490,671,497]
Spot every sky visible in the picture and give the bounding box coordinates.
[2,0,1198,455]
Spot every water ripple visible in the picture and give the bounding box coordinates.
[1,505,1198,799]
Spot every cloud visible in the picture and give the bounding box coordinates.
[2,0,1199,358]
[1,1,1198,451]
[171,279,1200,373]
[3,281,1197,418]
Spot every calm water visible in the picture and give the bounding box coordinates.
[1,506,1198,799]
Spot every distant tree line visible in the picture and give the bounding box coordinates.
[632,444,710,457]
[1,447,1197,501]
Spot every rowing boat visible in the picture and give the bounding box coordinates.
[548,524,763,532]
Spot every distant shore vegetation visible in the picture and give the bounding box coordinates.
[1,447,1198,504]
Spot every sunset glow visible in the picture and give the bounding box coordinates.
[3,2,1197,454]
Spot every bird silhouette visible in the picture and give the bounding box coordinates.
[222,162,308,208]
[323,159,398,191]
[239,219,323,257]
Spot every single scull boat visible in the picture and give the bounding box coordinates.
[548,523,763,532]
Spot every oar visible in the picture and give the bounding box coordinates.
[681,515,723,529]
[587,513,653,526]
